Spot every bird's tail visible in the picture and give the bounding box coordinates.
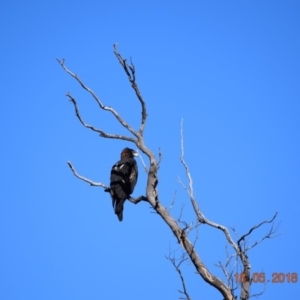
[114,197,126,221]
[115,204,124,221]
[111,186,127,222]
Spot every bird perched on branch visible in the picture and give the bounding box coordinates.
[109,148,138,221]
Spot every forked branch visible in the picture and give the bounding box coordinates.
[57,57,138,137]
[238,212,279,247]
[66,92,136,142]
[113,44,147,135]
[166,252,192,300]
[178,120,278,300]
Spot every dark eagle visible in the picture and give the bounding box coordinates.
[109,148,138,221]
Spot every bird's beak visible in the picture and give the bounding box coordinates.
[133,150,138,156]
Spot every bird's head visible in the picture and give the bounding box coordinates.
[121,148,138,159]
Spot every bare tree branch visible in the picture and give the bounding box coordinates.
[249,281,268,298]
[168,190,177,213]
[216,245,239,292]
[238,212,278,246]
[113,43,147,135]
[216,260,231,287]
[127,195,148,204]
[157,147,163,169]
[66,92,137,142]
[57,57,138,138]
[245,222,281,252]
[179,120,241,254]
[179,119,202,220]
[97,131,137,142]
[237,213,278,300]
[67,161,109,188]
[178,119,279,300]
[136,150,148,173]
[166,253,192,300]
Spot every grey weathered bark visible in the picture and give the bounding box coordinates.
[57,45,278,300]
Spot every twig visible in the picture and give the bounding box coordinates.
[157,147,163,169]
[113,44,147,135]
[216,261,231,287]
[168,190,177,212]
[67,161,109,188]
[136,149,148,173]
[237,212,278,245]
[179,119,205,222]
[166,254,192,300]
[249,281,268,298]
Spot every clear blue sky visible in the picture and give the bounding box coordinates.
[1,1,299,299]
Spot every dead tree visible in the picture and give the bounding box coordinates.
[57,45,278,300]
